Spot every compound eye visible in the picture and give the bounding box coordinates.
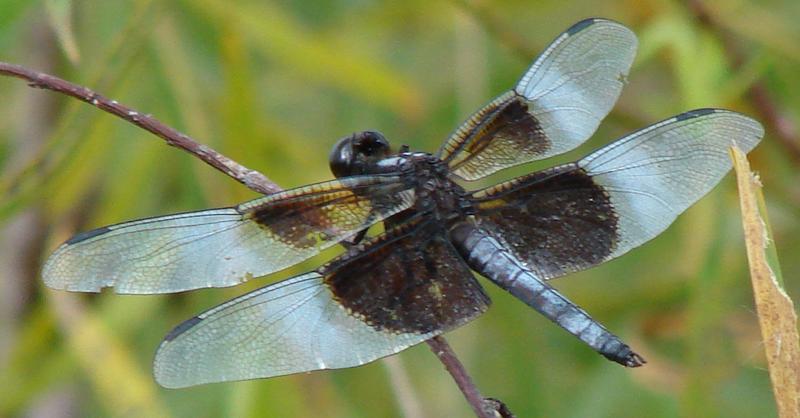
[353,131,390,158]
[329,135,355,178]
[329,131,391,178]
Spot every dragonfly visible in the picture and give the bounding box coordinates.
[42,18,763,388]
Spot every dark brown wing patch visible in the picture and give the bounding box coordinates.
[250,189,366,249]
[438,92,549,181]
[471,163,618,279]
[322,218,490,334]
[244,176,413,250]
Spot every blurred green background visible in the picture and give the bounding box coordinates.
[1,0,798,417]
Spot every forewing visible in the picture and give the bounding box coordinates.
[43,175,414,294]
[469,109,763,279]
[438,18,637,180]
[153,218,490,387]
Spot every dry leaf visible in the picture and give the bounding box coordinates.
[731,145,800,418]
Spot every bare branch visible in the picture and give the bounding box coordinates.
[0,62,281,194]
[426,336,508,418]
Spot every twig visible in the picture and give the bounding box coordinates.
[686,0,800,163]
[1,61,505,417]
[427,336,508,418]
[0,62,280,195]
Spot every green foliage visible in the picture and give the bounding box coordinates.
[1,1,798,417]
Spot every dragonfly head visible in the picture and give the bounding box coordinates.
[329,130,392,178]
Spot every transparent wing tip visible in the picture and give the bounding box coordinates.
[679,108,765,152]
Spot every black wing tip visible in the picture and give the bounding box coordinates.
[163,316,203,342]
[676,108,765,142]
[64,226,112,245]
[566,17,627,36]
[674,108,720,121]
[567,18,602,35]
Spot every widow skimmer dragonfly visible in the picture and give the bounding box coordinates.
[43,18,763,388]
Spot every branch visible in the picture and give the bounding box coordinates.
[0,62,281,194]
[426,336,512,418]
[687,0,800,163]
[1,61,508,417]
